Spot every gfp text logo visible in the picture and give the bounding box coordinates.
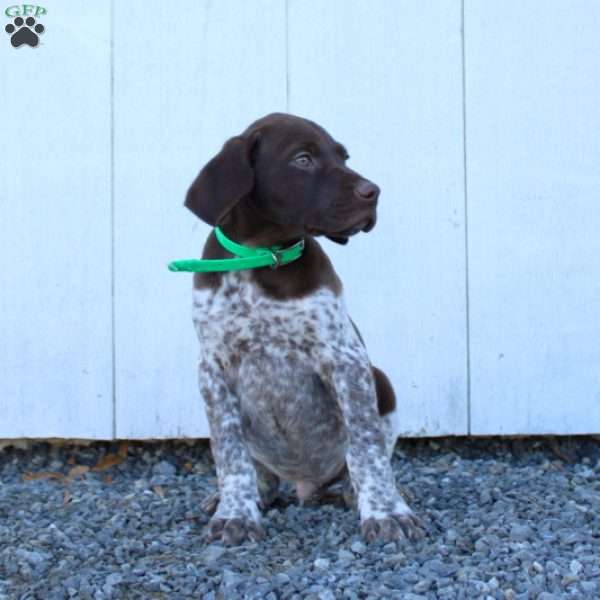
[5,5,46,47]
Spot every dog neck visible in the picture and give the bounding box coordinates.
[196,200,342,300]
[218,199,304,249]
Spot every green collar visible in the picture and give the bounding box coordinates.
[168,227,305,273]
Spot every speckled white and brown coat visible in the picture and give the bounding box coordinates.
[184,113,422,545]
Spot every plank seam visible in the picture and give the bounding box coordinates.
[285,0,290,112]
[461,0,472,435]
[110,0,117,439]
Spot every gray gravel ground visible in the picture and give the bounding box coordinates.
[0,437,599,599]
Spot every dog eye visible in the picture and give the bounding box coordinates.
[293,153,313,168]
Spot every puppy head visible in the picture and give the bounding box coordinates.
[185,113,379,244]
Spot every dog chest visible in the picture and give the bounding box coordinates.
[192,272,354,484]
[192,272,355,364]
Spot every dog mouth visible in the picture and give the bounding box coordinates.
[331,216,376,237]
[308,216,376,239]
[360,216,376,233]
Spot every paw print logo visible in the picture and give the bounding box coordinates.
[5,16,44,48]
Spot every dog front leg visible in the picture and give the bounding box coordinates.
[199,358,264,545]
[319,358,423,543]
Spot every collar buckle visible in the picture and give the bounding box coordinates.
[269,239,305,269]
[269,250,282,269]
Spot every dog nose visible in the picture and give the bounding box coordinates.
[355,180,380,203]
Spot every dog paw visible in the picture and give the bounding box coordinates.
[204,515,265,545]
[361,511,425,543]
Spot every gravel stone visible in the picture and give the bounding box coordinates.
[0,437,599,598]
[509,524,533,541]
[413,579,431,592]
[581,580,597,593]
[350,541,366,555]
[569,558,583,575]
[202,545,226,562]
[15,548,50,565]
[152,460,176,477]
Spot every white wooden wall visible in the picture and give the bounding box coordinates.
[1,1,599,439]
[1,3,113,438]
[466,1,600,434]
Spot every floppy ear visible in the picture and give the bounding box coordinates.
[185,134,257,225]
[326,235,349,245]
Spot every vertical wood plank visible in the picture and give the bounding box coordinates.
[466,2,600,434]
[288,0,468,436]
[114,0,287,438]
[0,2,113,438]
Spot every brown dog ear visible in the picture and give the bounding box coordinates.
[185,134,257,225]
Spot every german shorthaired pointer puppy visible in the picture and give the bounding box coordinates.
[184,113,423,545]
